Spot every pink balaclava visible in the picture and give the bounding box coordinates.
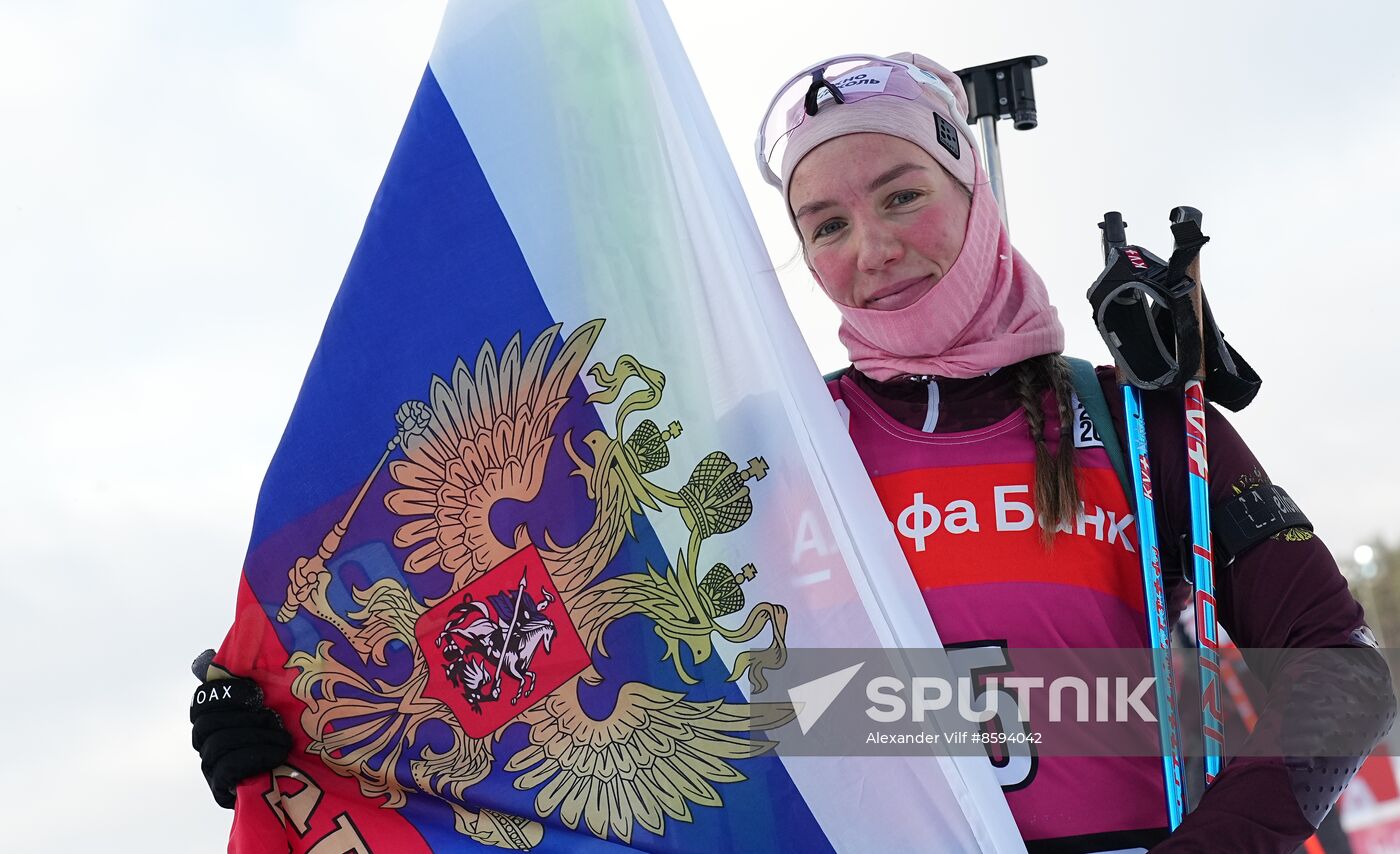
[777,53,1064,381]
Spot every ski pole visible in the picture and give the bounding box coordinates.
[1100,212,1187,829]
[1169,206,1225,787]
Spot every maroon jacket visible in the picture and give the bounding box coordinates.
[844,364,1392,854]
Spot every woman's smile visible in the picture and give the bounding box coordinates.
[862,273,937,310]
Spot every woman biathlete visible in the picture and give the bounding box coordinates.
[756,51,1392,852]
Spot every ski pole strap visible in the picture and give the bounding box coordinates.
[1086,222,1262,410]
[1211,484,1312,561]
[1065,357,1133,502]
[1178,290,1261,412]
[1086,239,1201,391]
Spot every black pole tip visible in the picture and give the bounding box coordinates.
[1170,206,1202,226]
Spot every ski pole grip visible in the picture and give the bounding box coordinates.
[1169,206,1202,227]
[1099,211,1127,262]
[1169,207,1204,282]
[1169,206,1204,295]
[1169,206,1206,377]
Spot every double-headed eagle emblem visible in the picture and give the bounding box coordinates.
[275,320,794,848]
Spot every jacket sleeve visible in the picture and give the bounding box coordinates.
[1097,370,1395,853]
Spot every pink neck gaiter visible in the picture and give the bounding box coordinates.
[834,174,1065,381]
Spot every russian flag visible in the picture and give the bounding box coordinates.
[214,1,1024,851]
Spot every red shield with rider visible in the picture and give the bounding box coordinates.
[414,545,589,738]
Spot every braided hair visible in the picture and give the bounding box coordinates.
[1013,354,1081,547]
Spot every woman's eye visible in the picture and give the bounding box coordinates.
[890,190,921,207]
[813,219,844,239]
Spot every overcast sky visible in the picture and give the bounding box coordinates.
[2,2,1397,850]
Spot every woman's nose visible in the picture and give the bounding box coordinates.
[854,221,903,273]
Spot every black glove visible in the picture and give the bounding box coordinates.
[190,649,292,809]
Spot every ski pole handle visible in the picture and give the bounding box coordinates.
[1168,205,1201,233]
[1170,206,1206,379]
[1099,211,1128,261]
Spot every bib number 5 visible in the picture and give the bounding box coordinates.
[947,642,1038,791]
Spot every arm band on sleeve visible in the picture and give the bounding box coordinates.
[1212,484,1311,559]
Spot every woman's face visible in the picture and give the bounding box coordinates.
[788,133,972,311]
